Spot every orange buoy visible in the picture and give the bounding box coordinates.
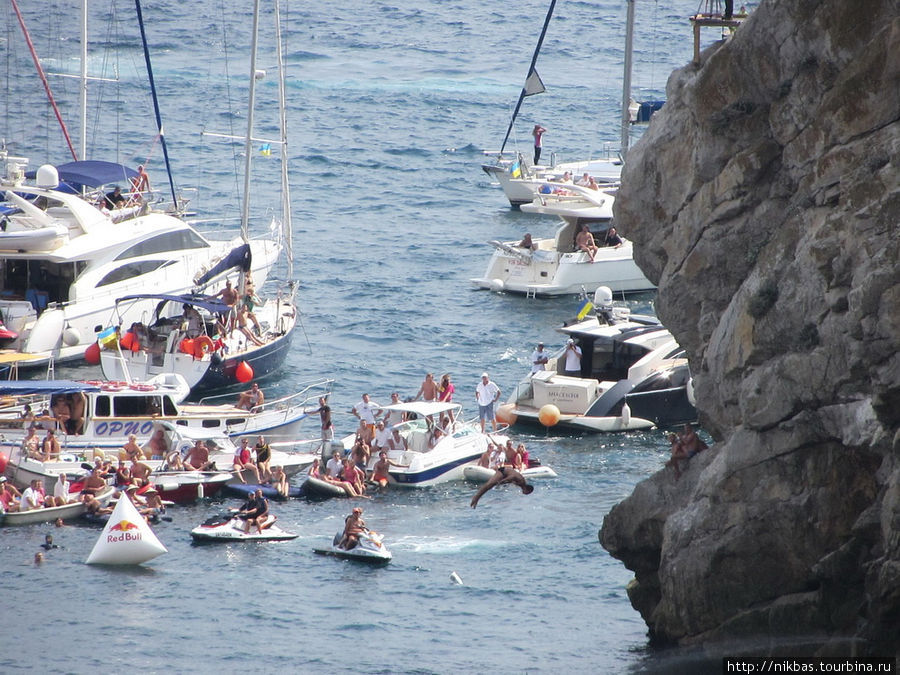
[538,404,561,427]
[179,338,195,355]
[84,342,101,365]
[495,403,518,426]
[235,361,254,383]
[0,451,8,473]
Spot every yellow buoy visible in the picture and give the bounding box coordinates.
[495,403,518,426]
[538,404,561,427]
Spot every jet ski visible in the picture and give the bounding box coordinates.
[313,529,392,564]
[190,512,298,542]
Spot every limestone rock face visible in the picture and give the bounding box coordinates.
[602,0,899,656]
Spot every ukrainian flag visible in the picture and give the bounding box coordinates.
[510,161,521,179]
[97,326,118,348]
[576,300,593,321]
[260,143,272,156]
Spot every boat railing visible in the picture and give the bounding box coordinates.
[198,377,334,413]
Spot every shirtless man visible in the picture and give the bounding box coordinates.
[123,434,144,462]
[414,373,439,402]
[130,459,153,487]
[81,468,109,497]
[469,466,534,508]
[214,279,240,332]
[51,396,71,433]
[339,507,367,550]
[21,426,40,460]
[680,423,708,457]
[82,491,113,516]
[147,429,168,460]
[370,451,399,488]
[237,383,264,411]
[41,429,61,461]
[185,439,214,471]
[575,223,598,261]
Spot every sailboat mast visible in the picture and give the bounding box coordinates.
[240,0,262,243]
[274,0,293,280]
[80,0,87,160]
[620,0,636,158]
[134,0,178,208]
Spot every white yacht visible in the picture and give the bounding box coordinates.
[470,186,654,296]
[0,153,280,366]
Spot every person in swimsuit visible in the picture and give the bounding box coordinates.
[237,383,265,411]
[255,435,272,482]
[271,466,289,498]
[123,434,143,462]
[339,507,367,550]
[469,466,534,508]
[369,451,400,488]
[232,438,261,484]
[414,373,439,402]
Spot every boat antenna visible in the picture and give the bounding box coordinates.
[273,0,293,279]
[498,0,555,158]
[10,0,78,161]
[134,0,178,209]
[240,0,263,244]
[620,0,636,158]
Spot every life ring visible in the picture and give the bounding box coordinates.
[131,383,155,392]
[193,335,215,359]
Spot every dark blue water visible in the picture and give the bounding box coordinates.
[0,1,719,671]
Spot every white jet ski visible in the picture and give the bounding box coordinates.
[190,512,298,542]
[313,530,392,564]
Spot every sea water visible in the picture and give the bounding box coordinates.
[0,1,726,671]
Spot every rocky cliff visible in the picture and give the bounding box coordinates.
[602,0,899,656]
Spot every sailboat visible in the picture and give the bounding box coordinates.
[0,3,280,368]
[482,0,656,207]
[98,0,298,395]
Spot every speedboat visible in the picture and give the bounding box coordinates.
[463,462,558,483]
[152,471,234,504]
[2,485,115,525]
[313,530,392,564]
[470,186,654,297]
[0,153,280,367]
[504,287,697,432]
[348,401,500,488]
[190,512,298,542]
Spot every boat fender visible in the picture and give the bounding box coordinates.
[62,326,80,346]
[193,336,214,359]
[620,402,631,426]
[686,377,696,407]
[450,571,463,585]
[490,278,505,292]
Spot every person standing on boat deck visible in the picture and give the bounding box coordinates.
[438,373,456,422]
[255,435,273,483]
[531,342,549,374]
[469,466,534,508]
[475,373,501,433]
[575,223,598,262]
[414,373,439,402]
[130,164,150,202]
[603,227,623,249]
[237,382,265,411]
[308,396,334,450]
[382,392,405,427]
[532,124,547,165]
[181,303,203,339]
[352,393,382,444]
[213,279,239,332]
[563,339,583,377]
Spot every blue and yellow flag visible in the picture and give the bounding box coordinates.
[510,160,521,178]
[576,300,593,321]
[260,143,272,156]
[97,326,119,348]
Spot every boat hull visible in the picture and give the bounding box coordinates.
[153,472,232,504]
[463,464,558,483]
[511,406,654,433]
[3,486,115,525]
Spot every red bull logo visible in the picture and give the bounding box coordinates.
[107,519,143,543]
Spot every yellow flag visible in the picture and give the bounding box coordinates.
[576,301,593,320]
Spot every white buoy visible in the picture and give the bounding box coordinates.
[85,494,167,565]
[450,571,463,585]
[197,482,205,499]
[489,278,505,292]
[62,326,81,347]
[620,402,631,426]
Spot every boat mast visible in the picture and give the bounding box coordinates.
[134,0,178,208]
[240,0,262,244]
[498,0,555,157]
[273,0,293,280]
[620,0,636,158]
[80,0,88,160]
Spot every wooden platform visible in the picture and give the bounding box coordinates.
[689,13,748,63]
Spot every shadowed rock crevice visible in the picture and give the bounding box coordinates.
[601,0,899,657]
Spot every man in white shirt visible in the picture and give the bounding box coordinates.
[326,449,344,478]
[352,393,382,443]
[475,373,501,433]
[563,339,583,377]
[531,342,549,374]
[372,420,391,452]
[20,479,44,511]
[50,473,71,507]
